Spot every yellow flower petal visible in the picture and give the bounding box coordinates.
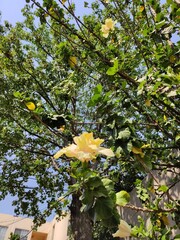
[112,220,131,238]
[54,132,114,162]
[105,18,115,30]
[101,18,116,38]
[54,144,77,159]
[98,147,115,157]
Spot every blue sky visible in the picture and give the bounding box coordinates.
[0,0,25,23]
[0,0,92,23]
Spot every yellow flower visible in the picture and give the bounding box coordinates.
[101,18,116,38]
[54,132,114,162]
[112,220,131,238]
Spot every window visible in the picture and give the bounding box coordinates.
[0,226,8,240]
[14,228,29,240]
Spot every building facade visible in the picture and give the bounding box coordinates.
[0,213,69,240]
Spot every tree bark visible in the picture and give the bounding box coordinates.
[70,193,93,240]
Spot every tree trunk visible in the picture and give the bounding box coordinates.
[70,193,93,240]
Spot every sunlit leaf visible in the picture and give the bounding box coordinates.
[106,59,118,76]
[13,91,23,98]
[132,146,144,158]
[167,90,177,97]
[158,185,168,193]
[141,144,150,149]
[175,134,180,142]
[116,191,130,206]
[117,128,131,140]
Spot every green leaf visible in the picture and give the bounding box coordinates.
[102,178,114,191]
[102,178,115,199]
[167,90,177,97]
[13,91,23,98]
[175,134,180,142]
[116,191,130,206]
[158,185,169,193]
[115,146,123,157]
[80,190,94,206]
[161,25,174,34]
[95,197,114,220]
[94,83,103,94]
[117,127,131,140]
[88,84,103,107]
[84,2,89,8]
[155,20,166,29]
[174,234,180,239]
[106,59,118,76]
[69,183,80,192]
[93,185,108,198]
[86,176,102,189]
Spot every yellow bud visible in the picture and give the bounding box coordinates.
[163,115,167,122]
[25,102,36,111]
[139,5,145,12]
[69,56,77,68]
[145,99,151,107]
[169,55,176,63]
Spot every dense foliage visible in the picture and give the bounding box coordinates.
[0,0,179,239]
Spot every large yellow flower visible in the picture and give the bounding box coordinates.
[112,220,131,238]
[101,18,116,38]
[54,132,114,162]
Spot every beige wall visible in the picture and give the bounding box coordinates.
[47,215,70,240]
[119,168,180,239]
[0,213,69,240]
